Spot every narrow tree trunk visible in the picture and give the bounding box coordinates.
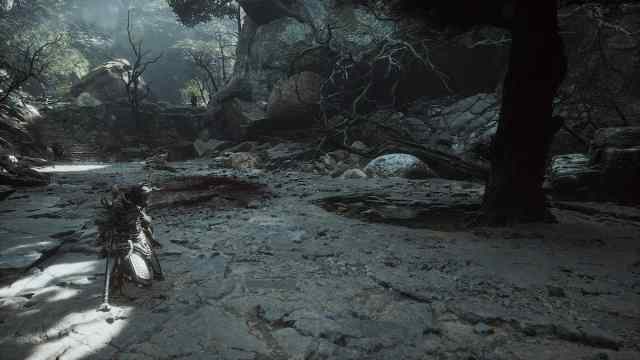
[220,41,227,84]
[482,1,567,225]
[236,6,242,36]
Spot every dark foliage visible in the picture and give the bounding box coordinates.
[0,0,66,101]
[357,0,511,29]
[167,0,239,27]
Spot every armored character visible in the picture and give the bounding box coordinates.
[96,184,163,310]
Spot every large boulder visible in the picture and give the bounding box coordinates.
[364,154,436,179]
[548,127,640,203]
[267,71,322,129]
[218,99,268,141]
[370,94,498,162]
[238,0,295,25]
[548,154,601,200]
[594,128,640,203]
[424,93,499,160]
[241,16,316,101]
[70,59,146,103]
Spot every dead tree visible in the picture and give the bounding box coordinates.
[215,32,236,84]
[122,10,163,131]
[194,78,208,106]
[187,49,219,104]
[0,35,63,104]
[315,20,457,171]
[355,0,568,225]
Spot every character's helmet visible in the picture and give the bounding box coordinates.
[126,183,153,207]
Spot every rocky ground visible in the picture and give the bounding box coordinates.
[0,159,639,360]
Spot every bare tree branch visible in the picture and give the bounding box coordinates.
[188,49,219,95]
[121,9,163,130]
[0,34,63,103]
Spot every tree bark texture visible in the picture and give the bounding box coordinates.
[482,0,567,224]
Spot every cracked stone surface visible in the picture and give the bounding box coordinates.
[1,160,639,359]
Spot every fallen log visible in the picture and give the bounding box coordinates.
[0,171,49,186]
[378,139,490,181]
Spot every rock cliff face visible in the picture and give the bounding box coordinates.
[234,1,509,101]
[217,0,508,137]
[222,1,640,146]
[0,97,45,158]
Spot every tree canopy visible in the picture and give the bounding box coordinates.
[167,0,239,27]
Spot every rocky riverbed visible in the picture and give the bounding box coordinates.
[1,160,639,360]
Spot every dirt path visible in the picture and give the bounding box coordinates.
[1,161,639,359]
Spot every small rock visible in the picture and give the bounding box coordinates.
[382,255,401,268]
[348,153,362,165]
[328,150,350,162]
[223,152,259,169]
[290,230,306,244]
[322,154,337,168]
[340,169,367,179]
[330,162,351,178]
[226,141,257,153]
[266,142,308,162]
[80,227,99,241]
[473,323,495,335]
[301,163,315,173]
[547,285,566,298]
[351,141,369,153]
[193,139,232,157]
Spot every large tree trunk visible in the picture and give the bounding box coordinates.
[482,0,567,225]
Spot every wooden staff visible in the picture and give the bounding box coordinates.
[98,231,115,312]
